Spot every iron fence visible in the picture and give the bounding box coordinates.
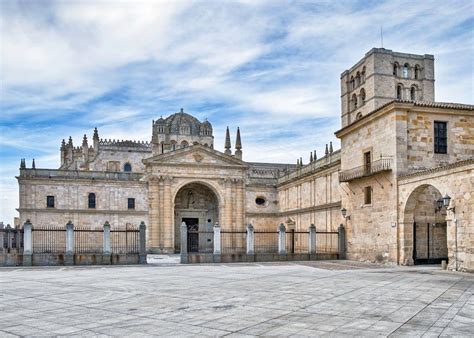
[254,231,279,254]
[1,227,23,253]
[187,230,213,253]
[74,227,103,254]
[286,230,310,254]
[111,225,140,254]
[221,231,246,254]
[32,226,66,253]
[316,231,339,253]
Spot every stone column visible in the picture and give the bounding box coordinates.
[278,223,286,255]
[139,221,147,264]
[338,224,346,259]
[148,176,160,252]
[65,221,74,266]
[236,179,244,231]
[163,176,173,251]
[103,221,111,264]
[224,178,232,229]
[246,224,254,255]
[309,224,316,258]
[180,222,188,264]
[213,222,221,263]
[22,219,33,266]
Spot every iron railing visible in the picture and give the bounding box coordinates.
[285,230,309,254]
[74,227,103,254]
[339,157,392,182]
[221,231,246,254]
[1,226,23,253]
[32,226,66,253]
[187,230,213,253]
[254,231,279,254]
[111,225,140,254]
[316,231,339,254]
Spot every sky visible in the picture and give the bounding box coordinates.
[1,0,473,224]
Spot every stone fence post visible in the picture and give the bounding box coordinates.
[309,224,316,258]
[103,221,111,264]
[246,224,254,255]
[65,221,74,266]
[213,222,221,255]
[180,222,188,264]
[278,223,286,255]
[338,224,346,259]
[139,221,147,264]
[22,219,33,266]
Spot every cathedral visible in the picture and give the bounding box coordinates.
[17,48,474,271]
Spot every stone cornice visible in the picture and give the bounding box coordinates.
[335,100,474,138]
[398,158,474,181]
[246,201,341,218]
[16,208,148,215]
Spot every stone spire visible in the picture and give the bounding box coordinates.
[93,127,99,150]
[310,152,313,162]
[68,136,73,147]
[60,139,67,166]
[20,158,26,169]
[329,141,333,154]
[235,127,242,160]
[325,144,329,156]
[60,139,66,150]
[314,150,317,161]
[224,127,232,155]
[300,157,303,166]
[82,134,88,147]
[31,159,35,169]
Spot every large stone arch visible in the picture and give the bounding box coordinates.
[172,180,222,253]
[400,184,447,265]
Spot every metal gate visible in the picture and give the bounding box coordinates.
[413,222,448,264]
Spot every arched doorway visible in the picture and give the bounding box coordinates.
[403,184,448,264]
[174,183,219,253]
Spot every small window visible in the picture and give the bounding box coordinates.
[88,193,96,209]
[46,196,55,208]
[434,121,447,154]
[360,88,366,105]
[124,163,132,172]
[356,112,363,120]
[352,94,358,110]
[393,63,398,76]
[255,197,266,206]
[364,186,372,205]
[364,151,371,174]
[128,198,135,210]
[397,85,403,99]
[402,63,409,78]
[410,86,416,101]
[414,65,420,79]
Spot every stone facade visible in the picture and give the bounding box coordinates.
[16,48,474,271]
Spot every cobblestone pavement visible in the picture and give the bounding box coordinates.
[0,260,472,337]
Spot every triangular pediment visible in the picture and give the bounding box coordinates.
[143,144,248,168]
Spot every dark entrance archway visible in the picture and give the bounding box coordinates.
[174,183,219,253]
[403,184,448,265]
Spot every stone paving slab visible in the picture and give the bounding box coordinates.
[0,260,473,337]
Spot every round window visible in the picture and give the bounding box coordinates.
[255,197,266,206]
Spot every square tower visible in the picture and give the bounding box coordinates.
[340,48,435,128]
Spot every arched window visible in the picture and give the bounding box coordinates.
[361,66,366,82]
[181,141,188,148]
[171,141,176,151]
[393,63,399,76]
[397,85,403,99]
[88,193,96,209]
[410,86,416,100]
[356,112,363,120]
[350,76,355,90]
[355,72,361,87]
[352,94,358,110]
[414,65,420,79]
[360,88,366,105]
[160,142,164,154]
[124,163,132,172]
[402,63,409,78]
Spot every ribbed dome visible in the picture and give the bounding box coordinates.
[163,110,210,136]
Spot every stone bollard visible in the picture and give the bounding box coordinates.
[441,260,447,270]
[278,223,286,256]
[246,224,254,255]
[180,222,188,264]
[103,221,111,265]
[22,220,33,266]
[213,222,221,263]
[139,221,147,264]
[309,224,316,259]
[65,221,74,266]
[338,224,346,260]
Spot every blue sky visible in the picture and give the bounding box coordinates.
[1,0,473,223]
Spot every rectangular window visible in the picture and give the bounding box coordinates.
[364,151,371,174]
[364,186,372,205]
[128,198,135,210]
[434,121,447,154]
[46,196,55,208]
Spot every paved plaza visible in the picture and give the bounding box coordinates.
[0,258,473,337]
